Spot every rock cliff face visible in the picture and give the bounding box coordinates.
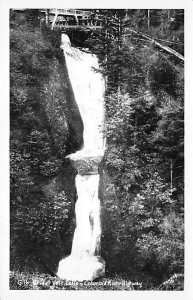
[41,53,84,157]
[10,13,84,274]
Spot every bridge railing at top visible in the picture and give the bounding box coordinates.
[41,9,92,16]
[54,17,103,28]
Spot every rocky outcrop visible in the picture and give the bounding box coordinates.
[41,53,84,156]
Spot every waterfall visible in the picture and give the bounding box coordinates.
[57,34,105,281]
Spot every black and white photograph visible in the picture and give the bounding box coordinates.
[1,0,193,298]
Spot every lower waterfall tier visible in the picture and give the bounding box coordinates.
[57,173,105,281]
[57,255,105,281]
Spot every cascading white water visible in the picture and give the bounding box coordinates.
[57,34,105,281]
[60,34,106,158]
[71,174,101,257]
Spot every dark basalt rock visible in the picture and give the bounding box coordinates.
[42,54,84,157]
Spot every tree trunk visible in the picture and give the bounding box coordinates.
[134,117,137,147]
[170,159,173,192]
[45,9,49,26]
[147,9,150,32]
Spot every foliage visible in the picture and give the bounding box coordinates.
[103,72,184,281]
[87,9,183,96]
[10,10,82,270]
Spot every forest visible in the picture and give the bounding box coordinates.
[10,9,184,290]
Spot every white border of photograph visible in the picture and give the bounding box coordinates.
[0,0,192,299]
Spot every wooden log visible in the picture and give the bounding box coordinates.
[125,28,184,62]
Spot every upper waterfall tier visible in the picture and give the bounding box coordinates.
[61,34,106,160]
